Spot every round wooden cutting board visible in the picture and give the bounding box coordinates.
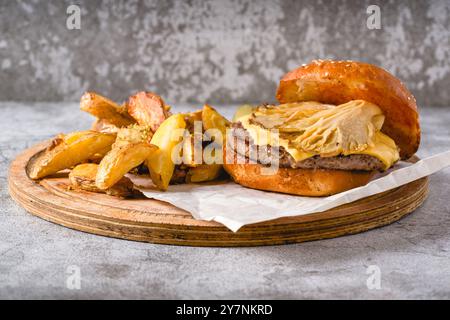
[8,143,429,247]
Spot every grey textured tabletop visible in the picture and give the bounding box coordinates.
[1,102,450,299]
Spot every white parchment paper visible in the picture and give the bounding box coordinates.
[135,151,450,232]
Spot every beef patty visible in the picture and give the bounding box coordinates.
[229,122,385,171]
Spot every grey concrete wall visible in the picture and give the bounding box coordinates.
[0,0,449,106]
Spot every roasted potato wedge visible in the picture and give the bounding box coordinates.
[69,163,99,192]
[186,164,223,183]
[170,165,189,184]
[114,124,153,148]
[202,143,223,165]
[127,92,171,132]
[147,114,186,191]
[184,109,203,133]
[96,142,158,190]
[27,131,117,180]
[202,104,230,138]
[91,118,119,133]
[232,104,254,122]
[181,134,198,167]
[69,163,137,198]
[81,92,135,127]
[183,110,205,167]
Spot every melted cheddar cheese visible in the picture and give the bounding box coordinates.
[234,101,400,170]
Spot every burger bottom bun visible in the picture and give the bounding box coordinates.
[223,161,375,197]
[223,145,375,196]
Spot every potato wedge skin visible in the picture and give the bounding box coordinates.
[27,131,117,180]
[147,114,186,191]
[186,164,223,183]
[96,142,158,190]
[80,92,135,127]
[202,104,230,138]
[127,92,171,132]
[69,163,136,198]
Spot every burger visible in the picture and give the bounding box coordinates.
[223,60,420,196]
